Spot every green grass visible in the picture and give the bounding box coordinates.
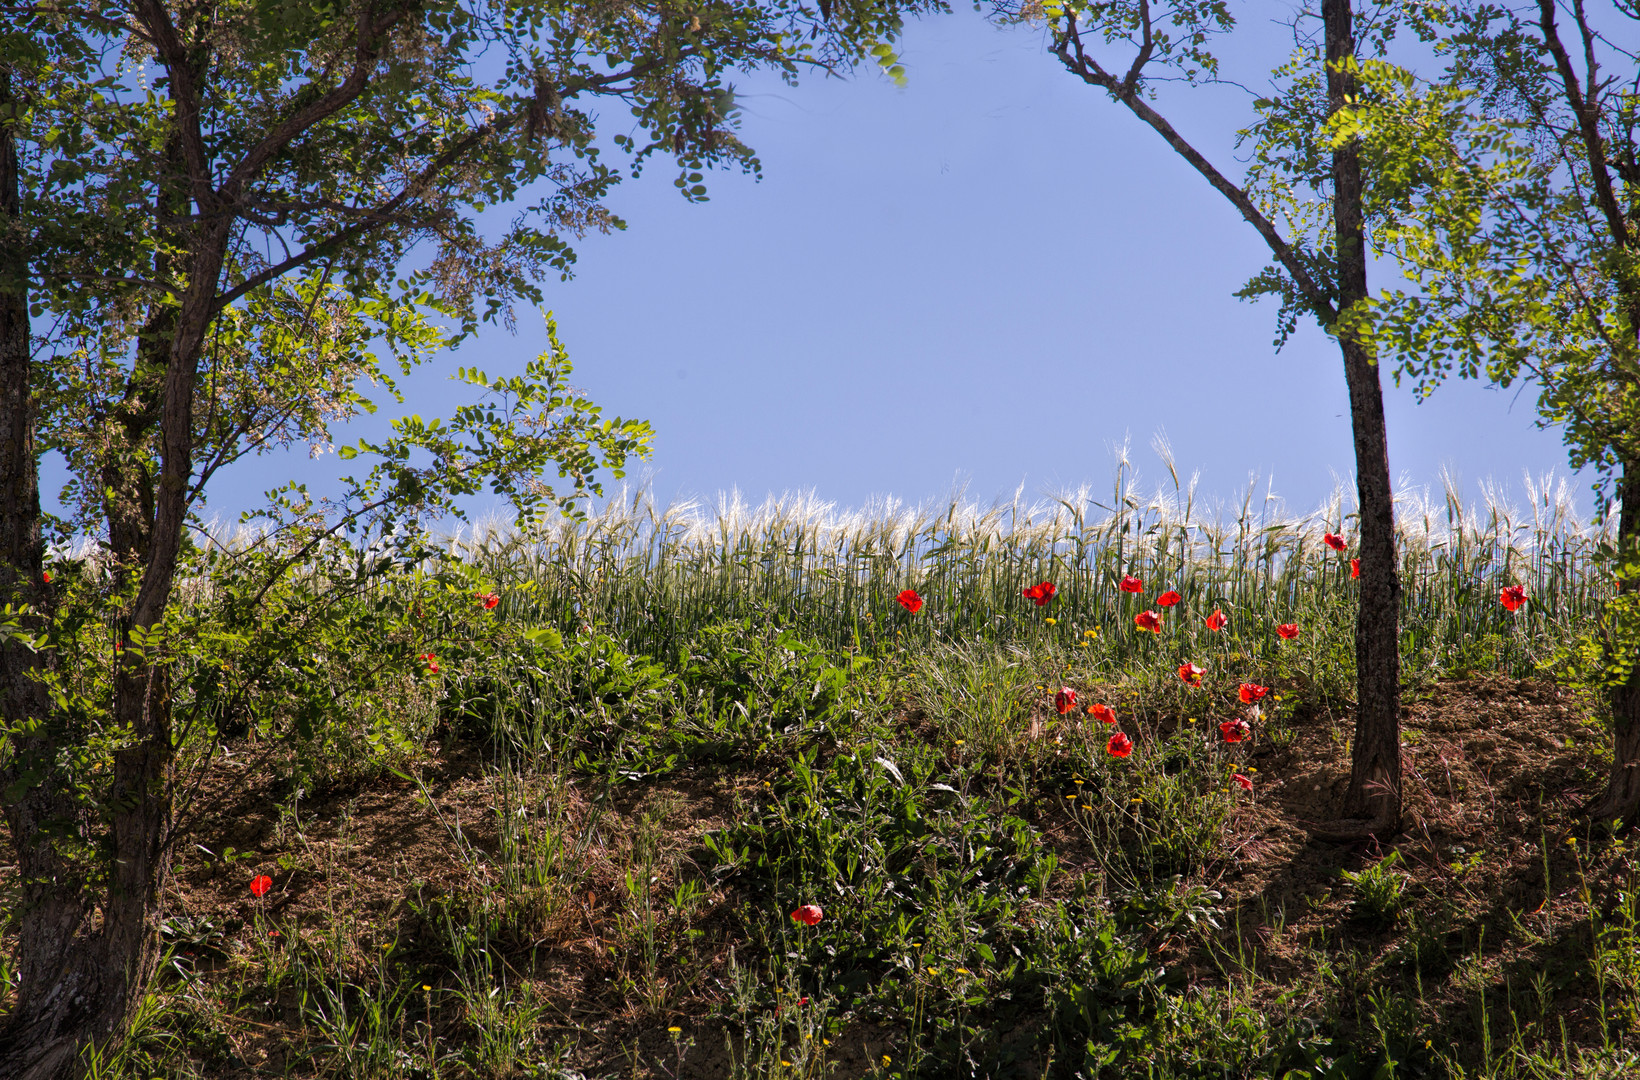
[453,462,1610,685]
[9,467,1637,1079]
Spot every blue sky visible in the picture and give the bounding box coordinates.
[154,7,1590,526]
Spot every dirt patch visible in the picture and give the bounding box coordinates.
[1193,676,1622,1053]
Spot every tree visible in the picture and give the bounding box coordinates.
[0,0,938,1073]
[998,0,1404,836]
[1351,0,1640,826]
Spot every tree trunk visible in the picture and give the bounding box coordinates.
[0,62,98,1080]
[0,60,200,1075]
[1587,462,1640,827]
[1320,0,1402,838]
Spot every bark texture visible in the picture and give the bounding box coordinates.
[0,56,191,1078]
[1321,0,1402,838]
[1587,464,1640,827]
[0,63,94,1080]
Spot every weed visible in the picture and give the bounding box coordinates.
[1340,850,1411,927]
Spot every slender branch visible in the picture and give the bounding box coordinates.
[131,0,215,212]
[212,123,494,311]
[6,4,154,45]
[1538,0,1628,246]
[1121,0,1156,96]
[1056,17,1338,323]
[218,5,412,203]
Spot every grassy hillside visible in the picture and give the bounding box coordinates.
[11,472,1639,1079]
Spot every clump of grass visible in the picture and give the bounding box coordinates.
[1340,850,1411,927]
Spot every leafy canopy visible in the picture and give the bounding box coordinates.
[12,0,942,541]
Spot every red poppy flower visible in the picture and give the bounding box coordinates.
[418,652,440,674]
[1178,662,1205,686]
[896,589,923,614]
[1323,532,1347,552]
[1055,687,1077,715]
[1219,719,1251,743]
[477,592,500,610]
[1351,559,1360,579]
[250,874,273,898]
[1500,585,1527,612]
[1106,731,1134,758]
[1088,703,1117,725]
[1134,610,1163,633]
[1024,581,1058,606]
[1238,683,1270,704]
[1156,590,1181,607]
[1276,623,1299,640]
[1231,773,1253,791]
[1118,575,1144,594]
[1203,609,1228,631]
[790,904,824,926]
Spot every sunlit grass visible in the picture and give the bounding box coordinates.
[451,449,1613,682]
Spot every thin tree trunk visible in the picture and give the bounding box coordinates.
[0,62,99,1080]
[1320,0,1402,838]
[1050,0,1405,836]
[1587,462,1640,827]
[0,59,201,1075]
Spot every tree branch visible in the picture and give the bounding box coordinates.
[1538,0,1628,246]
[218,4,413,203]
[131,0,215,211]
[211,123,495,312]
[1056,17,1338,323]
[1120,0,1156,96]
